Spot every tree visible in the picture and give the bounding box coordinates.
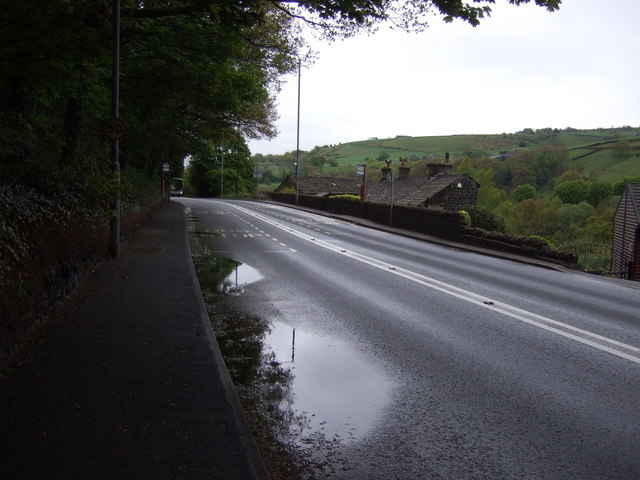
[555,180,590,204]
[511,184,537,203]
[1,0,563,195]
[532,142,568,185]
[556,170,583,183]
[613,177,640,196]
[553,202,595,231]
[187,137,255,197]
[122,1,561,38]
[499,198,554,237]
[587,180,612,207]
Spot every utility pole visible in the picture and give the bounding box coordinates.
[295,59,301,204]
[220,145,224,197]
[389,170,394,226]
[109,0,120,258]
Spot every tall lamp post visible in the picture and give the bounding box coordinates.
[295,59,301,204]
[220,144,224,197]
[109,0,121,258]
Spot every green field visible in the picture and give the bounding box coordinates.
[254,127,640,191]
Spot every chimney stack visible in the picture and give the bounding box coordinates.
[426,162,452,178]
[380,158,392,181]
[398,157,410,179]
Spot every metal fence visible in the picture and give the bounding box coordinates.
[558,241,627,278]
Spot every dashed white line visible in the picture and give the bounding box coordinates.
[229,203,640,365]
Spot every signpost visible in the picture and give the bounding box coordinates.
[388,170,394,226]
[104,117,126,141]
[161,163,170,202]
[109,0,121,259]
[357,164,366,202]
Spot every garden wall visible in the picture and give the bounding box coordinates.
[268,193,579,266]
[0,186,164,371]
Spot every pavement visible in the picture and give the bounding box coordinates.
[0,201,269,480]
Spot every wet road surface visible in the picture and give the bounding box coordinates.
[182,197,640,480]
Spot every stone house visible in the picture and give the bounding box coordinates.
[365,162,478,211]
[273,175,361,197]
[611,182,640,280]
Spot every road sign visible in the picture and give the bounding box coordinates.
[104,118,126,140]
[356,164,366,178]
[162,163,170,174]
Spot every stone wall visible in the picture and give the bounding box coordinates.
[267,193,579,267]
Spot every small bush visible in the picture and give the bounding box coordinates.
[328,194,360,203]
[458,210,472,226]
[529,235,556,249]
[464,205,506,232]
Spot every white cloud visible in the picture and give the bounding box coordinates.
[249,0,640,154]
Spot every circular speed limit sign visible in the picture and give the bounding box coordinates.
[104,118,126,140]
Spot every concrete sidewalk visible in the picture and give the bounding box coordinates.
[0,202,268,480]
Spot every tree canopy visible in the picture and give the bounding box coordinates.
[1,0,562,191]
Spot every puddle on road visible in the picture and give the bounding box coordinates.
[194,253,262,295]
[192,250,393,475]
[218,263,262,295]
[266,321,393,444]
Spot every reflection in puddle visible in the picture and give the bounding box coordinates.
[194,253,262,295]
[219,263,262,295]
[266,321,392,444]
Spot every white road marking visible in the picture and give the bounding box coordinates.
[230,203,640,365]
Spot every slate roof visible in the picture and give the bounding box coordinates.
[366,174,472,206]
[276,175,361,196]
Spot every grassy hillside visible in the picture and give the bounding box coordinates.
[254,127,640,190]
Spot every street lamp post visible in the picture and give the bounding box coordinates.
[295,59,301,204]
[109,0,121,258]
[389,170,394,226]
[220,145,224,197]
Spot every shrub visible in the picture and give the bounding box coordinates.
[328,194,360,203]
[529,235,556,249]
[458,210,472,226]
[464,205,506,232]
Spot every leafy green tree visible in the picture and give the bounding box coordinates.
[532,142,568,185]
[553,202,595,230]
[187,137,255,197]
[555,180,590,204]
[253,0,561,38]
[310,155,327,169]
[378,151,390,162]
[186,156,214,197]
[612,140,633,157]
[556,170,583,183]
[613,177,640,195]
[587,180,612,207]
[511,184,537,203]
[583,206,615,242]
[510,198,548,236]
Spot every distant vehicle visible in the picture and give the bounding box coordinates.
[170,177,183,197]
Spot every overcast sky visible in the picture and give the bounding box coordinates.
[248,0,640,155]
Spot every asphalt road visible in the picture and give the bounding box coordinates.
[181,197,640,480]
